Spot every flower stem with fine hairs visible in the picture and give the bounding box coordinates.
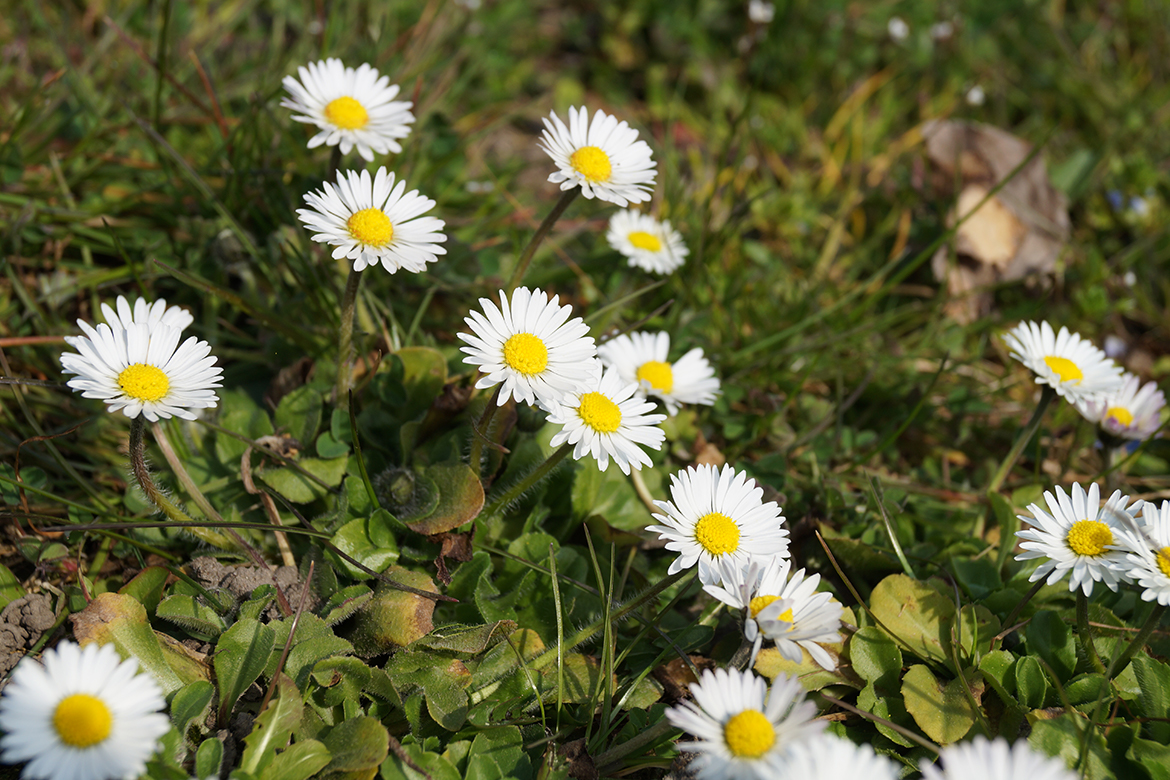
[336,266,363,410]
[987,385,1057,497]
[505,188,579,295]
[480,443,572,518]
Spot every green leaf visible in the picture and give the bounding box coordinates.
[311,656,372,707]
[379,743,462,780]
[214,618,276,725]
[820,528,902,575]
[194,737,224,780]
[414,621,518,655]
[156,594,226,638]
[170,680,214,736]
[328,518,399,580]
[901,664,980,744]
[857,682,915,747]
[320,716,390,777]
[1028,713,1114,780]
[275,386,324,447]
[869,574,955,665]
[348,569,438,656]
[1064,673,1110,706]
[978,649,1017,702]
[216,388,274,462]
[319,585,374,626]
[0,564,24,611]
[396,346,448,420]
[240,674,302,776]
[1025,610,1076,681]
[848,625,904,693]
[1129,734,1170,780]
[753,645,852,692]
[401,462,485,535]
[1132,654,1170,743]
[118,566,168,614]
[1013,656,1049,710]
[988,492,1020,573]
[260,739,331,780]
[259,456,348,504]
[466,726,533,780]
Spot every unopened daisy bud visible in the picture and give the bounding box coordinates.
[538,106,656,206]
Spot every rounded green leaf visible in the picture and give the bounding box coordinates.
[901,664,980,744]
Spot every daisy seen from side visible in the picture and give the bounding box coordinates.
[920,736,1076,780]
[606,209,688,274]
[281,58,414,161]
[1002,320,1123,405]
[665,667,825,780]
[298,168,447,274]
[61,302,222,422]
[545,368,666,474]
[1115,500,1170,606]
[776,734,900,780]
[458,287,600,409]
[1075,373,1165,441]
[1014,482,1133,597]
[0,641,170,780]
[597,331,720,416]
[538,106,656,206]
[647,464,789,586]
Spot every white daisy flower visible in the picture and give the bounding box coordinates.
[1014,482,1134,597]
[647,464,789,585]
[606,210,688,275]
[61,301,222,422]
[777,734,900,780]
[666,667,825,780]
[458,287,601,409]
[538,106,656,207]
[597,331,720,416]
[298,168,446,275]
[545,368,666,474]
[101,295,193,333]
[1075,373,1165,441]
[920,736,1076,780]
[281,58,414,161]
[1115,500,1170,605]
[0,641,170,780]
[1002,321,1124,405]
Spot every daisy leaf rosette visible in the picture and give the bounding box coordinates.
[0,641,170,780]
[666,667,825,779]
[1002,320,1123,405]
[1014,482,1134,596]
[1074,372,1166,441]
[597,330,720,416]
[538,106,656,206]
[281,58,414,161]
[458,287,601,409]
[61,304,222,422]
[606,209,689,274]
[777,735,900,779]
[647,464,789,585]
[298,168,447,274]
[545,367,666,474]
[1115,499,1170,605]
[920,735,1077,780]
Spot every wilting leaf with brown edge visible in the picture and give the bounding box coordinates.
[347,567,438,656]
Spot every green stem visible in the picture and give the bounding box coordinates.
[593,719,675,775]
[504,189,578,294]
[468,386,502,478]
[1107,604,1167,677]
[987,385,1057,496]
[336,266,363,410]
[1077,591,1106,674]
[480,443,572,518]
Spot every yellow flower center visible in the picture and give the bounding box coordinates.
[569,146,612,182]
[346,208,395,247]
[749,595,779,618]
[502,333,549,376]
[694,512,740,556]
[774,607,795,623]
[323,96,370,130]
[723,709,776,759]
[636,361,674,393]
[627,231,662,252]
[53,693,113,748]
[1158,548,1170,579]
[1043,356,1083,384]
[1106,406,1134,427]
[577,392,622,433]
[117,364,169,402]
[1066,519,1113,557]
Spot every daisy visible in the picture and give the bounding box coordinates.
[1002,321,1123,405]
[777,735,900,780]
[647,464,789,586]
[458,287,601,408]
[1115,500,1170,605]
[101,295,193,333]
[545,368,666,474]
[298,168,447,274]
[606,210,689,274]
[0,641,170,780]
[1075,373,1165,441]
[920,736,1076,780]
[1014,482,1134,597]
[666,667,825,780]
[538,106,656,206]
[597,331,720,416]
[281,58,414,161]
[61,302,222,422]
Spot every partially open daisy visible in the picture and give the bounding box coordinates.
[458,287,601,409]
[1003,321,1123,405]
[1015,482,1134,597]
[754,562,845,672]
[597,331,720,416]
[920,736,1076,780]
[647,464,789,585]
[102,295,193,333]
[281,58,414,161]
[1075,373,1165,441]
[0,641,169,780]
[61,302,221,422]
[1115,500,1170,606]
[538,106,656,206]
[606,209,688,274]
[778,735,900,780]
[545,368,666,474]
[666,667,825,780]
[298,168,446,274]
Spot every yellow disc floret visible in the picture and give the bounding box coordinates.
[53,693,113,748]
[1106,406,1134,427]
[1066,519,1113,557]
[694,512,740,556]
[627,231,663,252]
[347,208,395,247]
[324,96,370,130]
[577,392,622,433]
[723,709,776,759]
[749,595,778,618]
[502,333,549,376]
[1157,547,1170,579]
[1043,356,1084,384]
[117,364,169,402]
[569,146,612,182]
[636,361,674,393]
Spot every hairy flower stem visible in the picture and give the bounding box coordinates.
[1107,604,1167,677]
[467,386,502,478]
[504,188,578,295]
[987,385,1057,497]
[336,267,363,410]
[1077,591,1106,674]
[480,443,572,518]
